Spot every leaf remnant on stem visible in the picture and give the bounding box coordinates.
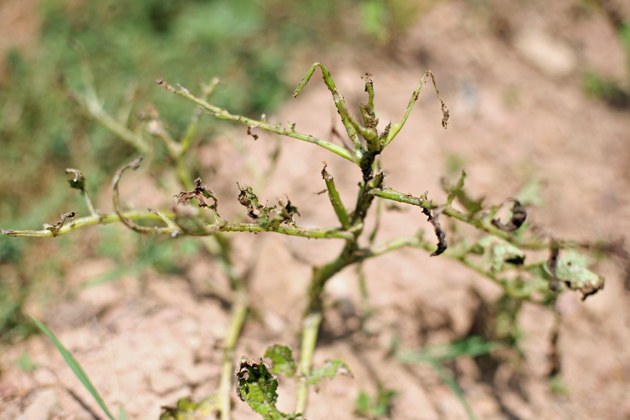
[492,199,527,232]
[423,207,447,256]
[44,212,77,236]
[176,178,219,211]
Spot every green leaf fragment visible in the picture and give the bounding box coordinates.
[306,359,352,385]
[237,184,299,228]
[264,345,297,378]
[549,251,605,300]
[159,396,218,420]
[65,168,86,191]
[236,358,288,420]
[478,237,525,272]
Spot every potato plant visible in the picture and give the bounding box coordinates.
[1,63,611,419]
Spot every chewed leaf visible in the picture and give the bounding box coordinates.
[43,212,77,236]
[306,359,352,386]
[159,395,218,419]
[65,168,86,191]
[236,358,289,419]
[549,251,605,300]
[237,184,264,219]
[422,208,447,256]
[237,184,300,229]
[478,237,525,272]
[491,200,527,232]
[264,345,297,378]
[279,199,300,226]
[176,178,218,211]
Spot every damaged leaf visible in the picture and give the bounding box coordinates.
[65,168,86,191]
[237,184,299,228]
[159,395,218,420]
[44,212,77,236]
[247,126,260,140]
[264,345,297,378]
[236,358,291,420]
[425,70,450,129]
[238,184,264,220]
[478,237,526,272]
[176,178,218,211]
[278,199,300,226]
[423,208,447,256]
[492,200,527,232]
[545,250,605,300]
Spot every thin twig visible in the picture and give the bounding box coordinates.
[157,79,359,164]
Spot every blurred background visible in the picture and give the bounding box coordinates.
[1,0,629,418]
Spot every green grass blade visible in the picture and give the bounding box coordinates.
[396,337,498,420]
[30,316,117,420]
[428,360,477,420]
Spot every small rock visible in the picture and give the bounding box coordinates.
[514,28,576,77]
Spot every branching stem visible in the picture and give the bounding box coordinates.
[383,69,449,148]
[158,79,359,164]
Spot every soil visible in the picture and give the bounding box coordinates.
[2,1,630,419]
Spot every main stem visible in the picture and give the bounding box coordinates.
[295,244,357,415]
[295,153,381,415]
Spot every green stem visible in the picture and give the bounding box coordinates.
[295,312,322,415]
[356,264,372,321]
[295,151,381,414]
[158,80,359,164]
[457,256,541,304]
[369,187,434,208]
[70,90,151,154]
[220,223,352,240]
[1,215,353,241]
[383,70,448,147]
[0,211,167,238]
[180,77,220,155]
[78,188,98,217]
[296,242,360,414]
[218,289,248,420]
[293,63,369,149]
[370,187,567,251]
[368,235,432,258]
[174,156,194,191]
[321,165,350,229]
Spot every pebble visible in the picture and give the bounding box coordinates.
[514,28,577,77]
